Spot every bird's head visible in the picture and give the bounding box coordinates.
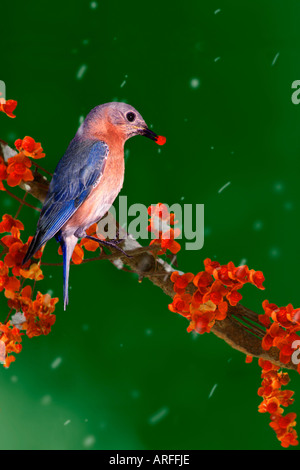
[82,102,166,146]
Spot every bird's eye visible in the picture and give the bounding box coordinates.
[126,112,136,122]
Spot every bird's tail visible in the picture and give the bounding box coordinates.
[60,235,78,311]
[22,232,44,266]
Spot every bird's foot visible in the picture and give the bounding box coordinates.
[111,227,125,244]
[85,235,132,258]
[110,237,125,245]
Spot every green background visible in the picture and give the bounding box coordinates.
[1,0,300,450]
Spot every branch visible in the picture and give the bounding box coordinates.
[0,140,296,371]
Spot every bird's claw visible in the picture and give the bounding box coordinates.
[85,235,132,258]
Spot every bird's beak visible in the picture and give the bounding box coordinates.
[139,127,166,146]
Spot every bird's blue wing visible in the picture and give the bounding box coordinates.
[23,139,109,263]
[39,139,109,243]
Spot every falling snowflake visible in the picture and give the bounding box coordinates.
[190,78,201,89]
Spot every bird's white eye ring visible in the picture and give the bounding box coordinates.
[126,112,136,122]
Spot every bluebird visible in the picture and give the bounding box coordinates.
[23,102,166,309]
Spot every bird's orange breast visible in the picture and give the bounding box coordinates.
[63,145,125,234]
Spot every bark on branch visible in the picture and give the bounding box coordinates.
[0,140,296,371]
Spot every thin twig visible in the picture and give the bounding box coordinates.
[41,244,161,267]
[232,315,265,338]
[5,308,13,324]
[32,161,53,177]
[4,188,41,212]
[14,192,28,219]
